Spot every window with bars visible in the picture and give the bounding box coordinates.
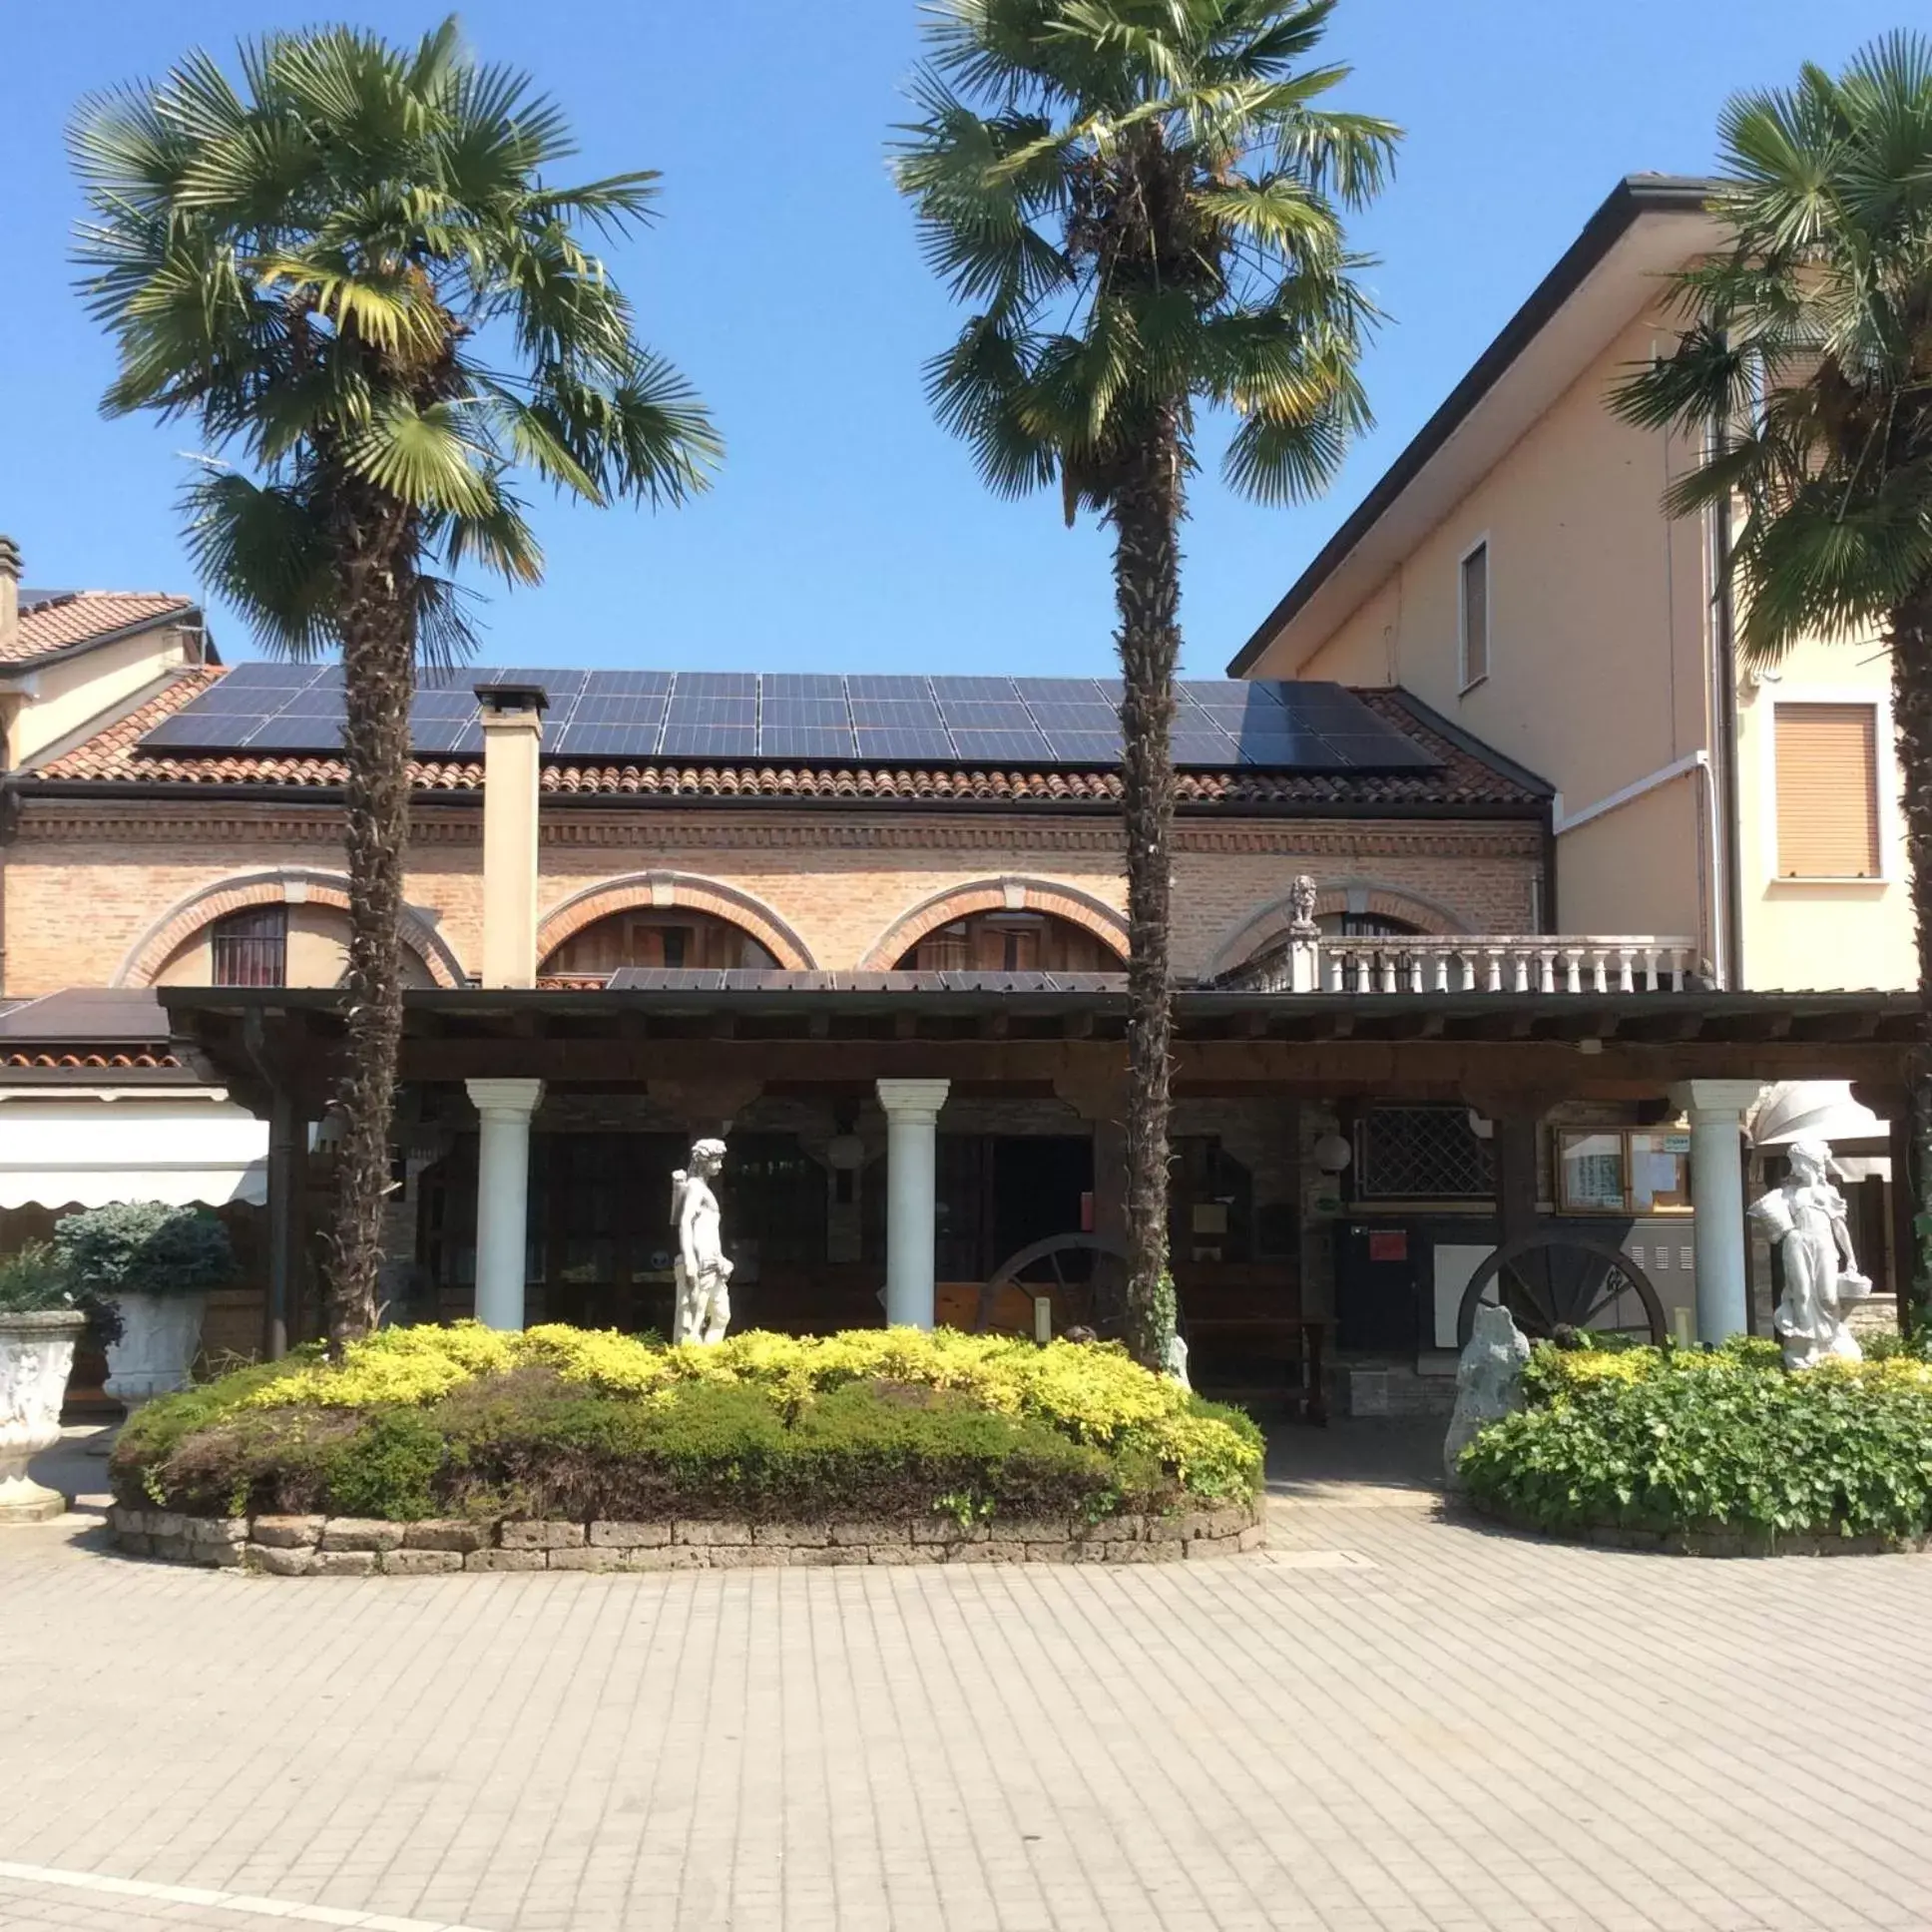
[211,905,286,987]
[1354,1105,1495,1201]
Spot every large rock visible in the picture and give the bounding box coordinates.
[1442,1303,1531,1490]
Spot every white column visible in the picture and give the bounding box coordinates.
[467,1078,544,1329]
[1670,1080,1763,1343]
[875,1079,950,1329]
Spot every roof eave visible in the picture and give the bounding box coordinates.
[1225,174,1719,677]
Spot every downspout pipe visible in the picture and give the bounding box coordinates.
[1709,397,1746,990]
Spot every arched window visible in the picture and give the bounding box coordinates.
[895,910,1122,973]
[1316,912,1421,939]
[542,908,776,976]
[211,906,287,986]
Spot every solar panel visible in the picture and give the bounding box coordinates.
[948,728,1054,762]
[1313,733,1439,769]
[1013,678,1106,704]
[569,695,668,726]
[854,729,955,761]
[140,713,275,750]
[582,670,674,697]
[761,725,859,758]
[133,668,1442,775]
[761,674,848,701]
[930,677,1022,702]
[671,672,755,698]
[846,675,933,701]
[1036,728,1125,761]
[934,700,1035,729]
[552,723,664,759]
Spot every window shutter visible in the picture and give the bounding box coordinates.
[1774,704,1880,878]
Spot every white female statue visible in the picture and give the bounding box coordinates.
[671,1139,733,1346]
[1748,1137,1872,1369]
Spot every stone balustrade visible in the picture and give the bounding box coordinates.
[1237,934,1699,996]
[106,1502,1264,1572]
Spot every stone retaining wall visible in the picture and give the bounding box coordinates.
[106,1503,1264,1574]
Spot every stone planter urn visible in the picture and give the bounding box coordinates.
[104,1290,208,1413]
[0,1309,87,1523]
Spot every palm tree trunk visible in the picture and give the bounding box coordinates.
[1890,585,1932,1338]
[1111,406,1184,1371]
[326,512,418,1349]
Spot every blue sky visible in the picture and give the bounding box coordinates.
[0,2,1912,680]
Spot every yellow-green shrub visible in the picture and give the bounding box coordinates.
[120,1321,1263,1512]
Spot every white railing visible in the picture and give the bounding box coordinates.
[1239,935,1700,996]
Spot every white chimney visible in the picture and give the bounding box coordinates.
[475,683,548,988]
[0,536,19,656]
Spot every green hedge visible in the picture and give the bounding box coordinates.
[114,1324,1263,1526]
[1459,1339,1932,1542]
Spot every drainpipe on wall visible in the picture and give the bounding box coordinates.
[1708,425,1745,991]
[0,537,20,997]
[475,683,548,988]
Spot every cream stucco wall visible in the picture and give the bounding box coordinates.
[1732,646,1914,992]
[1247,296,1914,991]
[6,625,199,769]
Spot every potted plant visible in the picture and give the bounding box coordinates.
[0,1242,101,1522]
[56,1203,235,1416]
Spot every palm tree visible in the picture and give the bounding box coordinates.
[894,0,1395,1366]
[1611,31,1932,1331]
[74,19,719,1347]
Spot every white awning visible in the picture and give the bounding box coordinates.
[0,1093,267,1209]
[1834,1156,1893,1184]
[1749,1080,1889,1149]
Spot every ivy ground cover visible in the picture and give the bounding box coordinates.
[1459,1337,1932,1543]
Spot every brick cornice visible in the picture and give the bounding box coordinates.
[16,797,1538,861]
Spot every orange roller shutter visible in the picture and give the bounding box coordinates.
[1774,704,1880,878]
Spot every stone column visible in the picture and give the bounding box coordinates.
[875,1079,950,1329]
[468,1078,544,1329]
[1670,1080,1763,1343]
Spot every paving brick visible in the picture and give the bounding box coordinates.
[10,1417,1932,1932]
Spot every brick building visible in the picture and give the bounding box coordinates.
[0,535,1910,1411]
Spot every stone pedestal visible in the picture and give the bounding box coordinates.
[104,1290,207,1410]
[0,1311,86,1524]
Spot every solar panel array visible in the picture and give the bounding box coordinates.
[138,663,1439,771]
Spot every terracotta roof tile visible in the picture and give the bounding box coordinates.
[32,667,1548,812]
[5,591,197,666]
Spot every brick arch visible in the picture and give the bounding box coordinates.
[116,868,466,989]
[1204,878,1467,980]
[859,877,1129,971]
[536,872,817,972]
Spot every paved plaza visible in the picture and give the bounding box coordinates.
[3,1420,1930,1932]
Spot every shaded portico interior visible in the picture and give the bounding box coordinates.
[163,975,1918,1395]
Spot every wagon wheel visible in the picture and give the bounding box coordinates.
[1456,1232,1668,1349]
[977,1233,1132,1340]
